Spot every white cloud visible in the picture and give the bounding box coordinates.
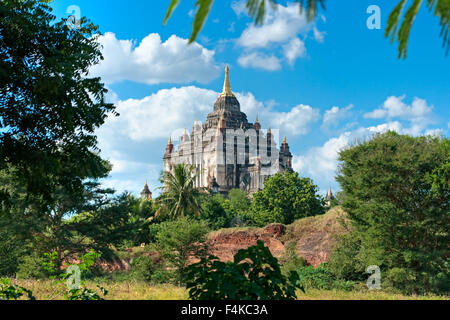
[238,52,282,71]
[89,32,221,85]
[364,95,434,136]
[283,38,306,65]
[322,104,353,129]
[424,128,444,137]
[98,86,218,142]
[237,3,310,49]
[270,105,320,136]
[233,92,320,136]
[231,0,247,17]
[313,27,325,43]
[364,95,433,121]
[235,3,324,70]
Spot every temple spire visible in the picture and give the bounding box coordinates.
[221,65,234,97]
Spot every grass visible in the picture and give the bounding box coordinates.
[11,279,187,300]
[8,279,448,300]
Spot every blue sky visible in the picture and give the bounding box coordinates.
[50,0,449,197]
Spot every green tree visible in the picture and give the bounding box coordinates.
[334,131,449,294]
[163,0,449,58]
[156,164,204,219]
[226,188,251,216]
[0,0,116,204]
[71,193,154,255]
[248,171,324,226]
[155,217,209,283]
[200,193,230,230]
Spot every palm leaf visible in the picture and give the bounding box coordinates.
[163,0,325,43]
[189,0,214,44]
[386,0,449,58]
[163,0,180,25]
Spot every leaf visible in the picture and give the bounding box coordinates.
[189,0,214,44]
[163,0,180,25]
[397,0,424,59]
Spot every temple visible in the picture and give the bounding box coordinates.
[162,66,293,195]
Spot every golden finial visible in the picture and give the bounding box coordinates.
[168,136,172,144]
[145,180,148,186]
[255,115,259,123]
[268,128,272,135]
[220,65,234,97]
[283,136,287,144]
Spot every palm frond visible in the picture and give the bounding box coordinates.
[386,0,449,58]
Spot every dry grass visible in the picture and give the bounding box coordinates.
[282,207,349,243]
[298,289,449,300]
[8,279,448,300]
[11,279,187,300]
[206,226,260,240]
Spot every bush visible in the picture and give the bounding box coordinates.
[296,265,336,290]
[131,256,156,281]
[295,264,355,291]
[200,194,230,230]
[150,269,177,284]
[185,240,304,300]
[16,254,48,279]
[155,217,209,284]
[0,221,28,276]
[328,234,367,282]
[280,241,307,275]
[0,278,35,300]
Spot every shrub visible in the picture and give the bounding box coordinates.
[0,278,34,300]
[43,250,108,300]
[328,234,367,282]
[294,264,355,291]
[131,256,156,281]
[0,227,26,277]
[200,194,230,230]
[155,217,209,284]
[150,269,177,284]
[280,241,307,275]
[16,254,48,279]
[185,240,304,300]
[296,265,336,290]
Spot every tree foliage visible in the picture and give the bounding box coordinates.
[163,0,449,58]
[0,0,116,204]
[154,217,210,283]
[0,278,35,300]
[185,240,303,300]
[334,131,449,294]
[386,0,449,58]
[248,171,324,226]
[199,193,231,230]
[156,164,204,219]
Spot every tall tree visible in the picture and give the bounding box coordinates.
[163,0,449,58]
[0,0,116,204]
[156,164,204,219]
[334,131,449,294]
